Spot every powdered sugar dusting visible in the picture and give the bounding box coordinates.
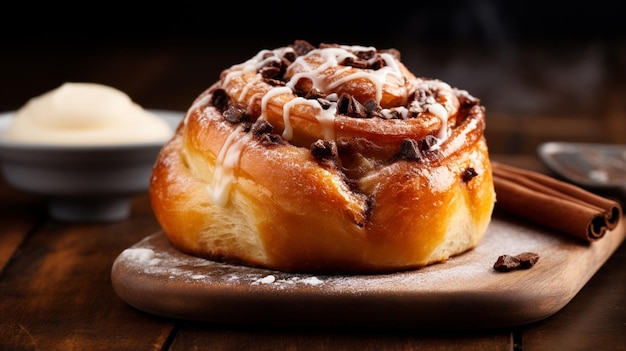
[252,275,325,287]
[121,248,160,265]
[114,215,581,293]
[116,235,328,288]
[253,275,276,284]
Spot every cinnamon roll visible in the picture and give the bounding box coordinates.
[150,40,496,273]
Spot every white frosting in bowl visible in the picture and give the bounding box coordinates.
[4,82,173,145]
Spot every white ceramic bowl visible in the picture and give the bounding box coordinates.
[0,109,183,222]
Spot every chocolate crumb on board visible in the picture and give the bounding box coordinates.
[493,252,539,272]
[515,252,540,269]
[493,255,520,272]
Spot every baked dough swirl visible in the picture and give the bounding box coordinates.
[150,40,496,273]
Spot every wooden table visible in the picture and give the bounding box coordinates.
[1,152,624,350]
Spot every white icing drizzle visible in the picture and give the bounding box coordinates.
[285,48,405,105]
[259,86,292,125]
[206,44,459,207]
[224,45,411,144]
[315,102,337,141]
[440,117,479,157]
[209,125,247,206]
[237,79,253,102]
[282,97,308,140]
[428,103,449,140]
[414,79,458,149]
[282,97,337,141]
[380,107,409,119]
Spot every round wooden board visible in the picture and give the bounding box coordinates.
[111,213,625,330]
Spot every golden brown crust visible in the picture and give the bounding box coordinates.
[150,41,496,273]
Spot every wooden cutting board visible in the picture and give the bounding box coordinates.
[111,212,625,330]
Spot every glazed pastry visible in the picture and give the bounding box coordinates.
[150,40,496,273]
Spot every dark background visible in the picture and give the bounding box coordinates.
[2,1,625,154]
[5,2,624,47]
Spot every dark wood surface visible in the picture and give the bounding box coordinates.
[2,14,626,348]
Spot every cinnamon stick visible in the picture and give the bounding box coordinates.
[491,161,622,242]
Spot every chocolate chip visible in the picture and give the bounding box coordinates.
[337,93,367,118]
[281,52,296,65]
[241,121,253,133]
[310,139,337,160]
[419,135,438,150]
[414,86,438,107]
[390,135,440,162]
[305,88,326,100]
[336,94,350,114]
[291,40,316,56]
[397,139,423,160]
[462,167,479,182]
[317,98,333,110]
[354,49,376,61]
[223,103,249,124]
[515,252,540,269]
[257,133,285,145]
[363,99,382,118]
[249,119,285,145]
[211,89,230,111]
[292,77,314,97]
[341,49,386,70]
[368,56,385,70]
[343,56,368,69]
[493,255,521,272]
[250,119,274,137]
[264,78,286,87]
[260,65,282,80]
[381,108,404,119]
